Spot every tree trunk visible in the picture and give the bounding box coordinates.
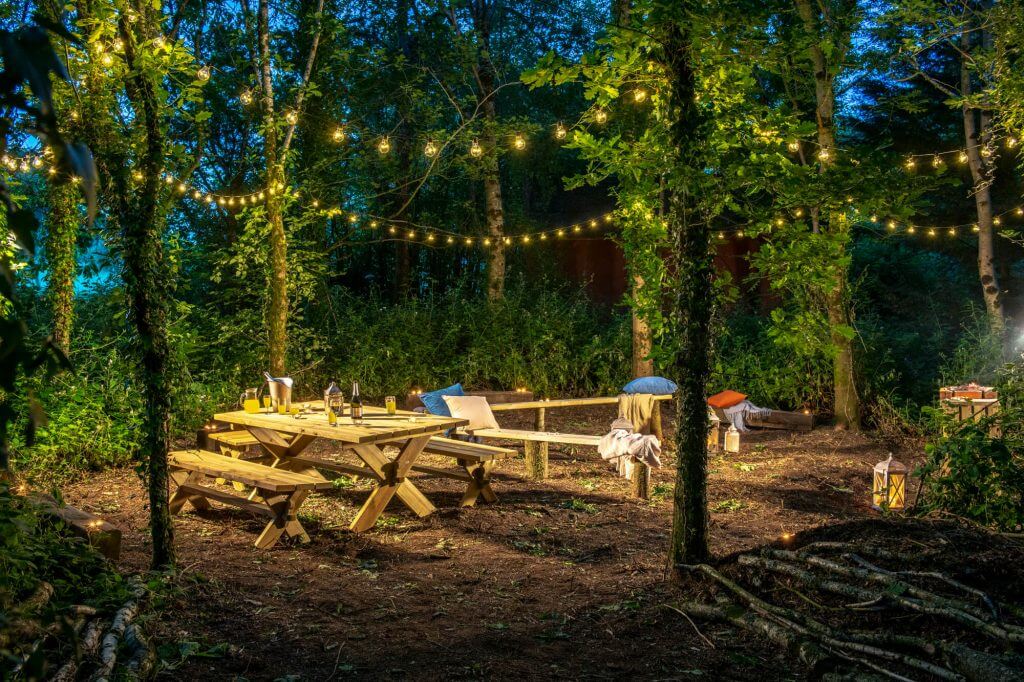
[470,2,506,302]
[117,7,175,569]
[45,182,78,353]
[259,0,288,376]
[631,274,654,378]
[795,0,860,431]
[665,15,712,567]
[961,29,1005,337]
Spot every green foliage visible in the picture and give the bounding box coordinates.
[0,484,131,678]
[917,357,1024,531]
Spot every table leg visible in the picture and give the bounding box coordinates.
[254,488,312,549]
[459,460,497,507]
[349,437,435,532]
[247,428,320,478]
[168,470,213,514]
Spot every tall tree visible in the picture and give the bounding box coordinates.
[662,3,713,566]
[44,169,78,354]
[794,0,860,430]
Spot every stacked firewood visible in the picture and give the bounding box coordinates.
[677,542,1024,680]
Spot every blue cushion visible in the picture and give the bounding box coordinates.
[419,383,465,416]
[622,376,677,395]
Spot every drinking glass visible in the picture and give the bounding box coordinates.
[385,395,397,415]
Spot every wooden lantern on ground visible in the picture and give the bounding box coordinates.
[707,410,721,452]
[872,454,908,511]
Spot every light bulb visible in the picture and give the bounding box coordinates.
[540,233,547,240]
[972,224,980,232]
[348,214,358,224]
[554,123,566,139]
[870,215,877,223]
[513,134,526,150]
[153,36,165,49]
[446,236,454,244]
[424,141,438,157]
[994,217,1002,226]
[949,228,957,237]
[887,221,896,230]
[112,38,124,51]
[817,149,830,161]
[197,66,211,81]
[240,89,253,105]
[633,89,647,103]
[931,155,942,167]
[958,151,968,163]
[787,141,800,152]
[1007,137,1018,148]
[905,157,916,169]
[1016,207,1023,216]
[100,53,114,67]
[285,110,298,125]
[378,137,391,154]
[907,226,916,234]
[794,208,804,217]
[332,126,345,142]
[483,238,491,246]
[523,235,531,243]
[594,109,608,124]
[470,140,482,157]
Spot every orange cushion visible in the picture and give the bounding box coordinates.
[708,390,746,409]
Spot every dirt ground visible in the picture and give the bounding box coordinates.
[61,407,954,680]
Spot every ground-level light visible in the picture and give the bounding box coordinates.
[871,454,908,511]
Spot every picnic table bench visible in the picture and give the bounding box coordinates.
[169,449,333,549]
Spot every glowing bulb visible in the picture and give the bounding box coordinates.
[589,219,598,228]
[794,208,804,217]
[557,229,564,237]
[554,123,566,139]
[205,195,214,204]
[240,89,253,105]
[217,197,226,206]
[870,215,877,223]
[483,238,491,246]
[958,151,968,164]
[389,226,396,235]
[907,226,916,234]
[540,233,547,240]
[332,126,346,142]
[423,141,438,157]
[633,89,647,103]
[513,134,526,150]
[446,236,454,244]
[132,170,143,181]
[427,234,435,242]
[239,196,247,206]
[348,214,358,224]
[377,137,391,154]
[469,140,483,157]
[738,230,745,238]
[932,155,943,168]
[69,110,79,121]
[192,190,201,199]
[887,221,896,230]
[164,175,174,184]
[312,200,319,208]
[594,109,608,124]
[994,217,1002,226]
[31,157,42,168]
[718,232,725,239]
[1016,207,1023,216]
[775,218,784,227]
[465,238,473,245]
[817,149,830,161]
[928,228,936,236]
[787,141,800,152]
[949,228,956,237]
[196,65,211,82]
[407,231,415,239]
[523,235,531,244]
[572,225,581,233]
[1007,137,1018,148]
[112,38,124,51]
[153,36,165,49]
[370,220,379,228]
[905,157,916,169]
[176,182,186,193]
[972,224,980,232]
[285,110,298,125]
[100,53,113,67]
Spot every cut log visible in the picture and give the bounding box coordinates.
[31,494,121,561]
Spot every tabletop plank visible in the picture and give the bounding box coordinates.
[214,403,466,444]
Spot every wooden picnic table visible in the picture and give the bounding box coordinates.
[213,403,467,532]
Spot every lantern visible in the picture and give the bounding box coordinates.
[724,424,740,454]
[706,410,721,452]
[872,454,908,511]
[324,382,344,421]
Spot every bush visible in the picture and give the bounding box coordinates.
[916,356,1024,531]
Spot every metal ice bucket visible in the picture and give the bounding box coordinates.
[265,375,293,411]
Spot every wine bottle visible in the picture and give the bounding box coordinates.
[350,382,363,420]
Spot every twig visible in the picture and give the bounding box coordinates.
[662,604,716,648]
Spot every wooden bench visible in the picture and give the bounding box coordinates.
[31,493,121,560]
[464,428,603,480]
[207,430,263,490]
[291,437,516,508]
[169,449,333,549]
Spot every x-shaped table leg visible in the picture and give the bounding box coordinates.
[254,488,312,549]
[349,435,435,532]
[459,460,498,507]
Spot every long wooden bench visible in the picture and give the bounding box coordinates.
[291,437,516,507]
[169,449,332,549]
[463,428,603,480]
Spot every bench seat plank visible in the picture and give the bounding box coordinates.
[170,450,333,493]
[422,436,516,462]
[468,428,602,446]
[209,430,262,448]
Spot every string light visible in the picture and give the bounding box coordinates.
[905,157,916,170]
[958,151,968,164]
[594,109,608,124]
[240,89,253,105]
[817,149,830,161]
[787,141,800,152]
[332,126,346,142]
[513,134,526,151]
[470,140,483,157]
[285,110,299,125]
[423,140,438,158]
[196,65,211,82]
[100,52,114,67]
[633,89,647,103]
[377,137,391,154]
[554,123,567,140]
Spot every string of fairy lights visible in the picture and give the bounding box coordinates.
[1,44,1021,250]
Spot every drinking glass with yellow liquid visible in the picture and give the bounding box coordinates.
[327,408,338,426]
[240,388,260,414]
[262,395,272,412]
[385,396,397,415]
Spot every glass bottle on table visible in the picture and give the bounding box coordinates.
[350,382,363,421]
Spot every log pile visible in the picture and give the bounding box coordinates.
[6,577,151,681]
[675,541,1024,680]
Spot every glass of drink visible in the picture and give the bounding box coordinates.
[385,395,397,415]
[241,388,260,414]
[262,395,272,412]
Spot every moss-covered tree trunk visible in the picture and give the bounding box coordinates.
[259,0,288,376]
[470,1,506,302]
[795,0,860,431]
[44,183,78,353]
[664,12,712,567]
[117,6,175,570]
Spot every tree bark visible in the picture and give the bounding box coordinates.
[631,273,654,378]
[795,0,860,431]
[665,13,712,567]
[259,0,288,376]
[44,182,78,354]
[117,5,175,569]
[961,28,1005,337]
[470,1,506,302]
